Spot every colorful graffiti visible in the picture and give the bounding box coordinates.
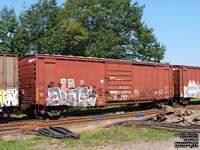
[0,89,18,107]
[46,86,97,107]
[184,80,200,98]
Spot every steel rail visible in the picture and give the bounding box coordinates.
[0,109,164,132]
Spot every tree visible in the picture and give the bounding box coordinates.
[15,0,64,57]
[59,19,88,56]
[0,0,166,62]
[0,7,18,53]
[63,0,166,62]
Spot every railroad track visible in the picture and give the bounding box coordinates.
[186,104,200,110]
[0,109,164,132]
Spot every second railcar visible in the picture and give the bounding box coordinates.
[19,55,174,117]
[173,65,200,104]
[0,52,18,118]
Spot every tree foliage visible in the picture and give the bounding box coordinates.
[16,0,63,56]
[0,0,166,62]
[0,7,17,53]
[63,0,166,62]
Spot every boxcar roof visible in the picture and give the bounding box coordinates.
[0,52,17,57]
[173,65,200,69]
[20,54,171,67]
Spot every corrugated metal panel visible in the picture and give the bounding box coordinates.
[131,65,173,101]
[18,56,36,108]
[0,55,4,89]
[106,63,133,102]
[174,65,200,99]
[6,56,14,88]
[0,52,18,107]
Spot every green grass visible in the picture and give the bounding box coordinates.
[0,136,53,150]
[10,113,27,118]
[0,126,177,150]
[70,126,177,146]
[68,104,138,112]
[61,126,177,148]
[190,99,200,102]
[0,139,35,150]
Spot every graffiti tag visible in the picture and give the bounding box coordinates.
[184,80,200,98]
[46,86,97,107]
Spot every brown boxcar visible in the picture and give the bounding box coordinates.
[0,52,18,116]
[173,65,200,104]
[19,55,174,116]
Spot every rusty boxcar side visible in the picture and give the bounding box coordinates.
[173,65,200,103]
[0,52,18,115]
[104,61,173,105]
[19,55,174,116]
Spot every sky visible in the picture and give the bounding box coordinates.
[0,0,200,66]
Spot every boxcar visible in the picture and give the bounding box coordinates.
[0,52,18,117]
[173,65,200,104]
[19,55,174,117]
